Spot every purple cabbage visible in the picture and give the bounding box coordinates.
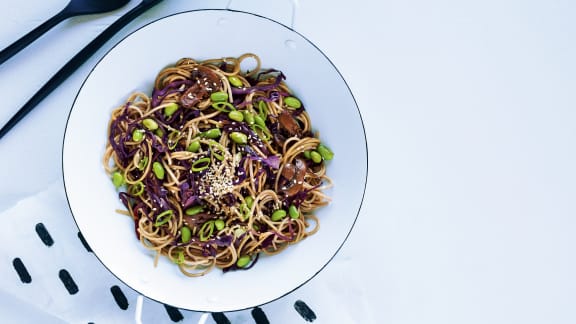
[151,80,193,107]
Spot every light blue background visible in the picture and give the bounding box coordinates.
[1,0,575,323]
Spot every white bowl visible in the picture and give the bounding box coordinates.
[63,9,367,312]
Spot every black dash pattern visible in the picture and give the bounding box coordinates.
[12,257,32,283]
[251,307,270,324]
[164,304,184,322]
[294,300,317,322]
[110,285,129,310]
[212,312,231,324]
[58,269,79,295]
[35,222,54,247]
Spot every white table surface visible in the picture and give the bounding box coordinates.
[1,0,575,323]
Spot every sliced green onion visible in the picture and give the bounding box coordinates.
[191,157,211,172]
[251,123,271,141]
[174,250,185,264]
[168,130,180,150]
[211,102,235,112]
[199,220,215,241]
[137,156,149,171]
[129,181,145,196]
[209,140,225,161]
[155,210,173,227]
[258,100,268,120]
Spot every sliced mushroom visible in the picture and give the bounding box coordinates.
[278,110,301,137]
[180,66,222,108]
[281,158,307,196]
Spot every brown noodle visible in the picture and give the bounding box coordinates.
[103,53,333,276]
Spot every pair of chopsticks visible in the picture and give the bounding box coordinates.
[0,0,164,140]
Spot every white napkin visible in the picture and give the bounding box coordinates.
[0,181,373,323]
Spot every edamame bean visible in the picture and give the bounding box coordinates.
[271,209,287,221]
[152,161,165,180]
[228,110,244,122]
[289,204,299,219]
[229,131,248,144]
[210,91,228,102]
[243,111,255,125]
[236,255,251,268]
[191,157,211,172]
[317,143,334,161]
[284,96,302,109]
[164,103,178,117]
[310,151,322,163]
[181,226,191,243]
[228,76,243,88]
[132,129,144,142]
[214,219,225,231]
[202,128,221,139]
[303,151,311,159]
[185,205,204,216]
[142,118,158,131]
[112,171,124,188]
[187,140,200,152]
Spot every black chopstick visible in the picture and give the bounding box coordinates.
[0,0,164,140]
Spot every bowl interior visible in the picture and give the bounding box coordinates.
[63,9,366,312]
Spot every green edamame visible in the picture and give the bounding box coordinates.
[228,76,243,88]
[284,96,302,109]
[229,132,248,144]
[236,255,251,268]
[132,129,145,142]
[152,161,165,180]
[228,110,244,122]
[142,118,158,131]
[112,171,124,188]
[310,151,322,163]
[187,140,200,152]
[210,91,228,102]
[181,226,191,243]
[289,204,299,219]
[271,209,287,221]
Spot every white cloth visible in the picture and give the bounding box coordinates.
[0,181,373,323]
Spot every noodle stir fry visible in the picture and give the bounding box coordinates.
[104,53,334,276]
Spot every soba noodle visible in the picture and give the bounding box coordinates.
[103,53,333,276]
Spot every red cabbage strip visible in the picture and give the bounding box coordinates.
[108,103,131,165]
[230,72,285,95]
[284,183,322,208]
[151,80,193,107]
